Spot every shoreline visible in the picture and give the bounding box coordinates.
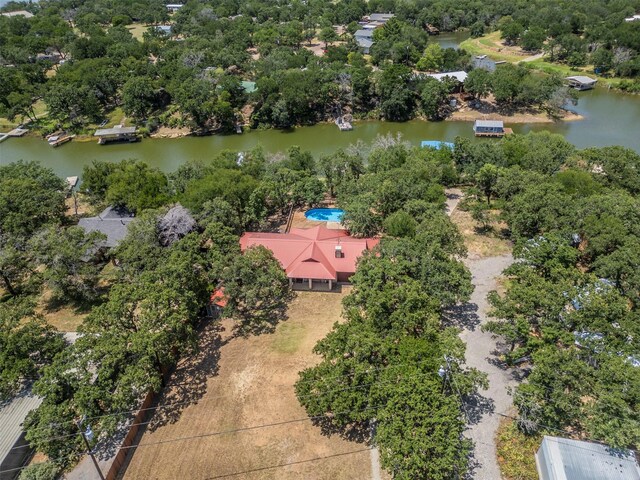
[447,109,583,124]
[16,111,584,144]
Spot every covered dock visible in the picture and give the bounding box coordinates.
[473,120,512,137]
[94,126,139,145]
[565,76,597,91]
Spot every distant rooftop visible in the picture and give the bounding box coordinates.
[427,71,468,83]
[0,10,34,18]
[241,81,257,93]
[368,13,394,22]
[78,206,135,248]
[475,119,504,128]
[354,29,374,38]
[536,436,640,480]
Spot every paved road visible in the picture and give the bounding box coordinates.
[457,255,516,480]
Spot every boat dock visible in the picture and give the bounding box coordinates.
[0,128,28,143]
[335,117,353,131]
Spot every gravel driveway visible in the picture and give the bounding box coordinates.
[454,255,518,479]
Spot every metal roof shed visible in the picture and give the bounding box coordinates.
[0,391,43,477]
[536,436,640,480]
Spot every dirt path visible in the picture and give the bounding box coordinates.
[522,52,544,62]
[457,255,517,480]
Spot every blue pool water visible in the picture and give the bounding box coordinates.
[304,208,344,222]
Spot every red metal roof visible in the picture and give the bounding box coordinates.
[240,226,376,281]
[210,288,228,307]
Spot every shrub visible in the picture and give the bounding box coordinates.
[19,462,59,480]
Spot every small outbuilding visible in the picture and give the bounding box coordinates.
[565,76,597,91]
[536,435,640,480]
[0,10,34,18]
[166,4,184,13]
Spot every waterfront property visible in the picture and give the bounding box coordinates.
[421,140,454,149]
[94,126,139,145]
[78,206,135,248]
[565,76,597,91]
[535,436,640,480]
[240,225,378,290]
[473,119,512,137]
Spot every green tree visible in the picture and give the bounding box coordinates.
[0,161,66,237]
[318,26,338,49]
[464,68,491,99]
[106,160,170,212]
[475,163,501,205]
[383,210,417,237]
[420,77,449,120]
[220,246,292,335]
[30,226,106,302]
[122,76,157,120]
[0,299,65,400]
[416,43,445,71]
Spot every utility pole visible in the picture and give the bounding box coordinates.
[76,418,106,480]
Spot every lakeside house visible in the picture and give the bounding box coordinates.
[565,76,597,91]
[535,436,640,480]
[472,55,506,72]
[473,119,513,137]
[240,225,378,291]
[94,125,138,144]
[78,206,135,248]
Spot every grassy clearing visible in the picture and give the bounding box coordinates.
[270,322,306,353]
[127,23,150,41]
[496,418,543,480]
[460,31,530,62]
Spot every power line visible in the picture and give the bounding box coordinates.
[203,448,373,479]
[0,403,385,476]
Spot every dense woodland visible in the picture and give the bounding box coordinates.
[1,0,639,133]
[2,131,640,478]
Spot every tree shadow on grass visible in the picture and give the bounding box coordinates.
[442,302,481,331]
[310,417,371,445]
[146,319,226,431]
[231,292,295,338]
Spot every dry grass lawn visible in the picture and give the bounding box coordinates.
[451,208,512,259]
[123,288,374,480]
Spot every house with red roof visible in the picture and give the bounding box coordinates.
[240,226,379,290]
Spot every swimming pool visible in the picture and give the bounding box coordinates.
[304,208,344,222]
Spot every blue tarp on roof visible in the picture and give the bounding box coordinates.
[421,140,454,150]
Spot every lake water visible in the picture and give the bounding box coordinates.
[0,29,639,177]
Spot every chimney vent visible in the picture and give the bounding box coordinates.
[335,245,344,258]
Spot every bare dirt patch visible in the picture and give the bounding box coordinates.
[123,288,373,480]
[450,208,512,260]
